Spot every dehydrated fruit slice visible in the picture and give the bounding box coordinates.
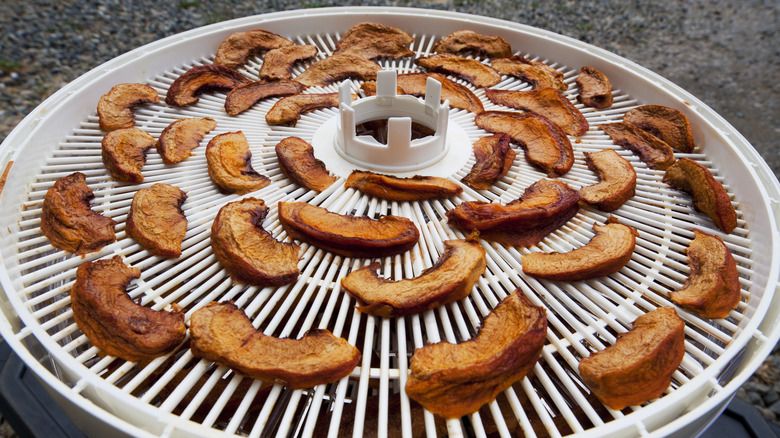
[345,170,462,201]
[601,122,676,170]
[211,198,300,286]
[446,179,580,247]
[190,301,360,389]
[224,79,306,116]
[663,157,737,233]
[578,307,685,410]
[294,54,380,88]
[213,29,294,69]
[415,54,501,88]
[278,201,420,258]
[206,131,270,194]
[102,127,155,183]
[485,87,589,136]
[405,290,547,418]
[333,22,415,59]
[156,117,217,164]
[361,72,484,113]
[624,105,695,153]
[266,92,350,126]
[342,236,486,317]
[432,30,512,59]
[670,229,741,319]
[165,64,251,107]
[576,66,613,109]
[41,172,116,255]
[275,137,336,192]
[97,83,159,131]
[521,220,637,281]
[475,111,573,176]
[71,256,186,362]
[126,183,188,258]
[490,56,568,92]
[578,149,637,212]
[258,45,319,81]
[461,133,516,190]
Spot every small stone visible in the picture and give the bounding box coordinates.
[769,400,780,416]
[764,390,779,405]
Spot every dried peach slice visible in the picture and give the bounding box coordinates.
[415,54,501,88]
[211,198,300,286]
[446,179,580,247]
[486,87,589,136]
[432,30,512,59]
[578,149,637,212]
[71,256,186,362]
[224,79,305,116]
[97,83,159,131]
[165,64,251,107]
[601,122,675,170]
[213,29,293,69]
[294,54,380,88]
[101,127,155,183]
[278,201,420,258]
[576,66,613,109]
[258,45,319,81]
[266,92,350,126]
[205,131,270,194]
[334,22,415,59]
[345,170,462,201]
[475,111,573,176]
[156,117,217,164]
[342,236,486,317]
[190,301,360,389]
[670,229,741,319]
[490,56,567,92]
[521,220,637,281]
[361,72,484,114]
[624,105,695,153]
[663,158,737,233]
[41,172,116,255]
[275,137,337,192]
[461,133,516,190]
[578,307,685,410]
[126,183,188,258]
[405,290,547,418]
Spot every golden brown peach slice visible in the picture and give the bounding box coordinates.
[257,45,319,81]
[522,220,636,281]
[601,122,676,170]
[213,29,293,69]
[578,307,685,411]
[576,66,613,109]
[71,256,186,362]
[205,131,270,194]
[165,64,251,107]
[670,229,741,319]
[102,127,155,183]
[663,158,737,233]
[278,201,420,258]
[275,137,336,192]
[461,133,516,190]
[485,87,589,136]
[156,117,217,164]
[224,79,305,116]
[624,105,695,153]
[490,56,567,92]
[211,198,300,286]
[265,92,352,126]
[405,290,547,418]
[126,183,187,258]
[578,149,637,212]
[360,72,484,114]
[97,83,159,131]
[415,53,501,88]
[190,301,360,389]
[433,30,512,59]
[345,170,462,201]
[342,236,486,317]
[334,22,415,59]
[41,172,116,255]
[294,54,380,88]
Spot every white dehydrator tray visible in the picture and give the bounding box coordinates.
[1,7,779,438]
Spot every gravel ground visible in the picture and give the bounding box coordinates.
[0,0,779,433]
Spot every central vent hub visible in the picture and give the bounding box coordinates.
[335,70,450,172]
